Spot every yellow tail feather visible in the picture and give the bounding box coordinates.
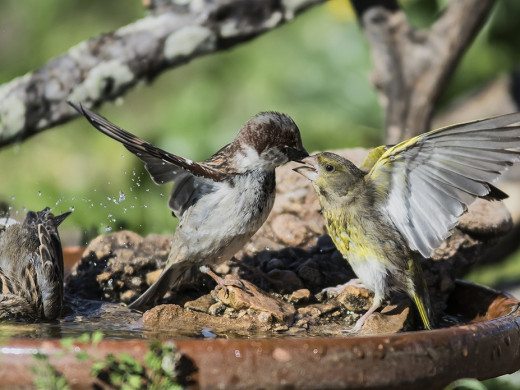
[412,292,432,330]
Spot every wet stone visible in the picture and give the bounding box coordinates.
[184,294,214,313]
[214,276,295,324]
[143,304,272,336]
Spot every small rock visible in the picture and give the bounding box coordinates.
[297,303,338,318]
[265,257,285,271]
[184,294,215,313]
[215,276,296,324]
[288,289,311,304]
[214,262,230,275]
[337,285,373,312]
[120,290,138,302]
[317,235,335,252]
[96,272,111,284]
[267,269,304,292]
[146,269,162,286]
[297,261,322,286]
[115,249,136,263]
[458,198,512,237]
[361,301,412,334]
[208,301,226,316]
[257,311,272,324]
[129,277,143,288]
[241,236,284,254]
[271,213,308,246]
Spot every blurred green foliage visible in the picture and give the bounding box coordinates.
[0,0,519,243]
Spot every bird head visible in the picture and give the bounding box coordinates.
[293,152,365,200]
[231,112,308,171]
[24,207,71,229]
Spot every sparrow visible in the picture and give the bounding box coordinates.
[0,207,71,320]
[69,102,308,310]
[294,112,520,331]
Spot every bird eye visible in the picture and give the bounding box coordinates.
[325,164,335,172]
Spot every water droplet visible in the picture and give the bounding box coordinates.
[37,191,42,196]
[146,188,150,192]
[234,350,241,358]
[10,196,15,201]
[118,191,126,202]
[70,206,75,212]
[105,226,112,232]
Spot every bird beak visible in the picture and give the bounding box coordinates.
[55,211,72,226]
[287,146,309,162]
[293,155,318,181]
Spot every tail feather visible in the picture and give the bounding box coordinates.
[408,257,436,330]
[127,263,190,311]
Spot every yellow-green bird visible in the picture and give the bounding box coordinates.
[294,113,520,331]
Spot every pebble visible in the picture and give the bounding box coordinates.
[288,289,311,304]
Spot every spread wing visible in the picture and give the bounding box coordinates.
[367,112,520,258]
[69,102,223,218]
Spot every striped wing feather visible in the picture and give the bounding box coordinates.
[69,102,221,218]
[368,113,520,258]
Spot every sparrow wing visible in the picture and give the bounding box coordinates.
[69,102,225,218]
[367,112,520,258]
[69,103,226,182]
[35,222,64,320]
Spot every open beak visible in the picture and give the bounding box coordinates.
[293,155,318,181]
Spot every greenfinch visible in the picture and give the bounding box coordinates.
[295,113,520,331]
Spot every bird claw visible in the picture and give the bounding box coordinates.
[321,279,366,298]
[199,266,245,292]
[343,319,364,334]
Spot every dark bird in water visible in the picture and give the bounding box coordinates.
[0,208,71,320]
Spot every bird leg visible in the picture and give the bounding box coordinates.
[199,266,245,293]
[345,293,383,333]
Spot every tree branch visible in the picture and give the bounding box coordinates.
[0,0,325,148]
[353,0,496,144]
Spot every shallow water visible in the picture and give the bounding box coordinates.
[0,296,360,340]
